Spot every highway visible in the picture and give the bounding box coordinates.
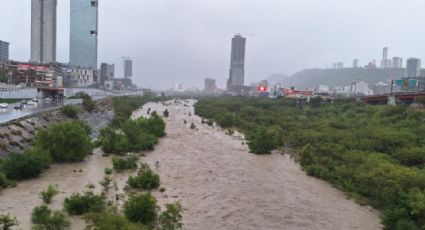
[0,99,83,123]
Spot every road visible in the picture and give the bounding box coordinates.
[0,99,83,123]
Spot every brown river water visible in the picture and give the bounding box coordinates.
[0,99,382,229]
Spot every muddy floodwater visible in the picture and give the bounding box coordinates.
[0,99,382,229]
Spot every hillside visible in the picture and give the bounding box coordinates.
[281,68,408,88]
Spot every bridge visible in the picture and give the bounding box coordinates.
[359,92,425,105]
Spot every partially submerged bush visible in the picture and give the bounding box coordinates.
[124,193,158,226]
[39,184,59,204]
[31,205,70,230]
[127,167,160,190]
[64,192,105,215]
[112,155,139,172]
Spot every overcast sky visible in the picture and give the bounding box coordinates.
[1,0,425,89]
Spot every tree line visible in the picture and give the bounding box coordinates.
[195,96,425,230]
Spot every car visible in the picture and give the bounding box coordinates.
[27,101,36,106]
[14,104,23,110]
[0,103,8,109]
[44,97,52,102]
[32,98,39,103]
[20,100,27,105]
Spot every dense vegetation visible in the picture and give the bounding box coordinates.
[0,120,92,186]
[195,96,425,230]
[98,96,166,155]
[111,95,155,127]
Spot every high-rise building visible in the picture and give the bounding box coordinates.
[100,63,114,85]
[381,47,392,69]
[353,59,359,68]
[123,58,132,86]
[406,58,421,77]
[227,34,246,88]
[31,0,57,64]
[392,57,403,69]
[70,0,98,69]
[204,78,217,94]
[0,40,9,62]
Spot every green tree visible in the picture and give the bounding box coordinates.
[248,128,277,154]
[158,202,183,230]
[1,149,50,181]
[124,193,158,226]
[36,121,92,162]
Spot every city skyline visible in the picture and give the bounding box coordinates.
[3,0,425,89]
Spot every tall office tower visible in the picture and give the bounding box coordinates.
[123,58,132,86]
[406,58,421,77]
[70,0,98,69]
[381,47,392,68]
[31,0,57,64]
[392,57,403,69]
[100,63,114,85]
[0,40,9,61]
[353,59,359,68]
[204,78,217,93]
[227,34,246,88]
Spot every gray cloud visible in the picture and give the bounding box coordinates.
[1,0,425,89]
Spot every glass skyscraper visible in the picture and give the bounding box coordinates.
[70,0,98,69]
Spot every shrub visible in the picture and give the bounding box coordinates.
[112,155,139,172]
[104,168,113,175]
[1,149,50,181]
[158,202,183,230]
[163,109,169,117]
[40,184,59,204]
[36,121,93,162]
[124,193,158,226]
[64,192,106,215]
[61,104,80,118]
[31,205,70,230]
[0,172,8,188]
[100,176,112,192]
[82,94,96,112]
[0,214,19,230]
[190,123,196,129]
[84,209,148,230]
[127,167,160,190]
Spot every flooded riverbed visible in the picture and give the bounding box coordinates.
[0,99,382,229]
[135,100,382,230]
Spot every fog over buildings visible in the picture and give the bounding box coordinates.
[3,0,425,89]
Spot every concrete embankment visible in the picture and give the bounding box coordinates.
[0,98,114,157]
